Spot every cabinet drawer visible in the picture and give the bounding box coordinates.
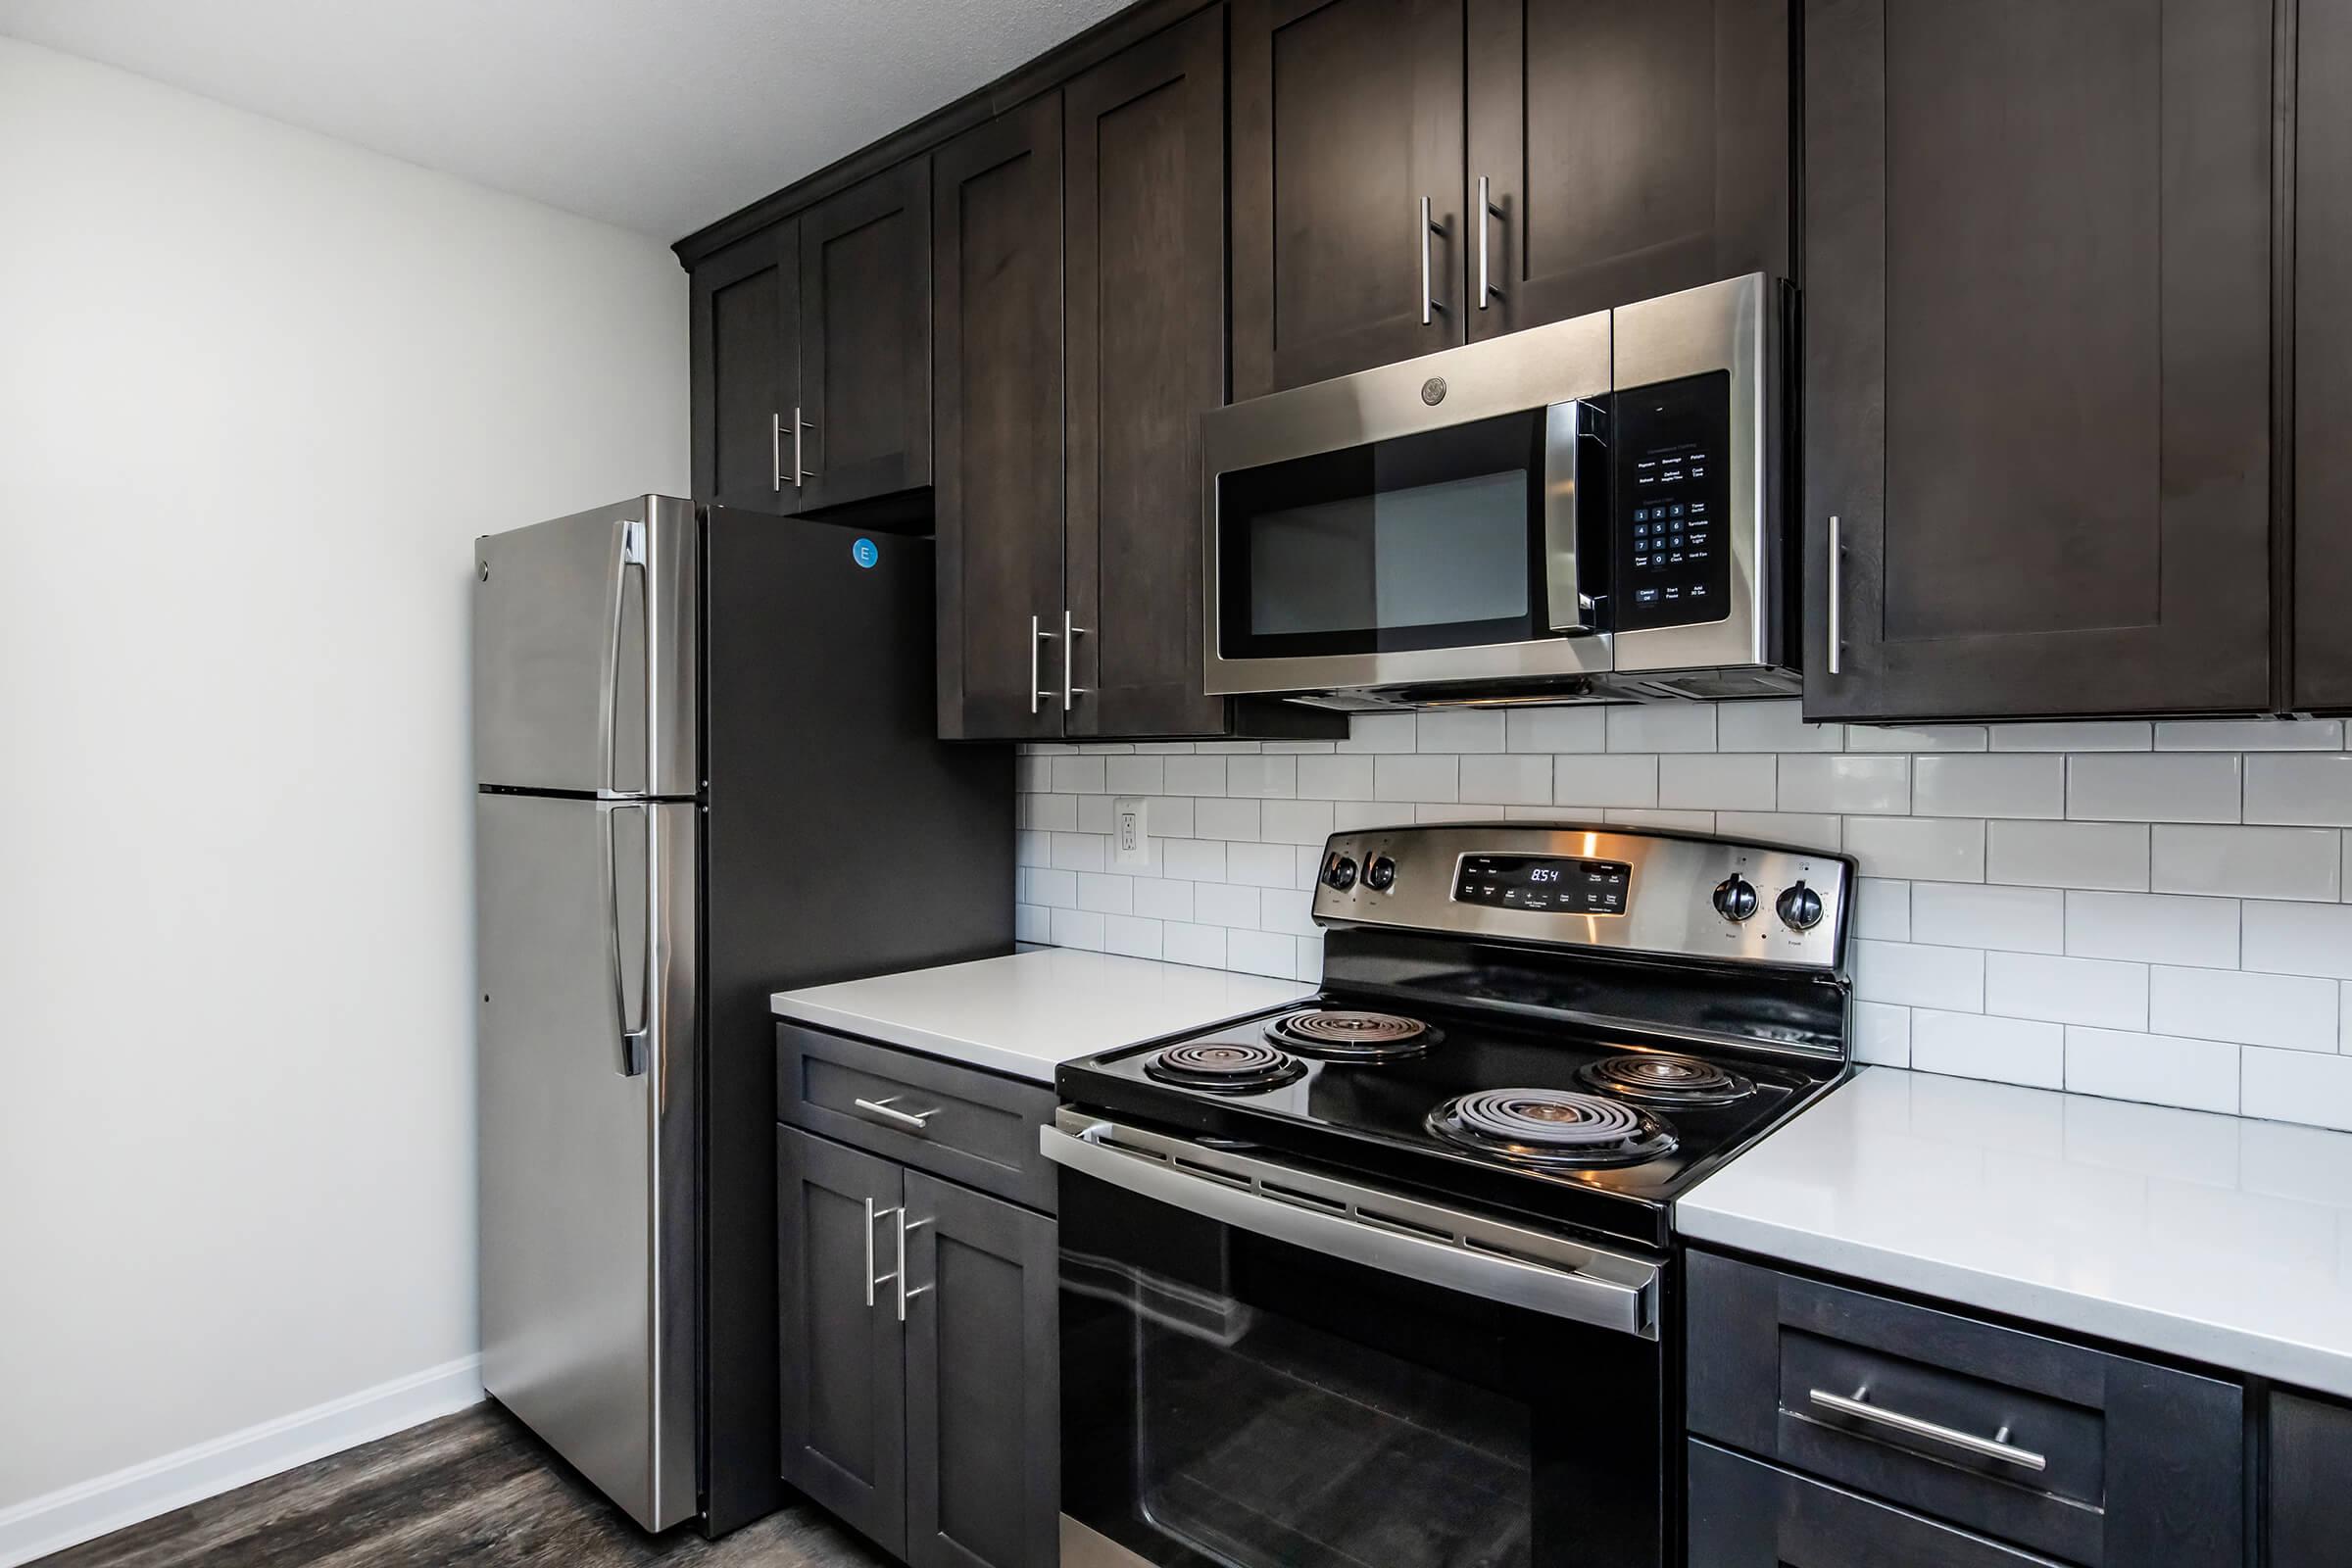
[777,1023,1058,1213]
[1685,1250,2241,1566]
[1689,1440,2057,1566]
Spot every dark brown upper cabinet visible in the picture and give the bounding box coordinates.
[1802,0,2274,722]
[2298,0,2352,712]
[1463,0,1788,342]
[689,221,799,512]
[795,158,932,517]
[1231,0,1466,398]
[932,95,1066,743]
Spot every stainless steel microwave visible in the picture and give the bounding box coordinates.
[1200,273,1793,710]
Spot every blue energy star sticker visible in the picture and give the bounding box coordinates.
[851,537,879,569]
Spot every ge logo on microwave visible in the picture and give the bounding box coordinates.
[1421,377,1447,406]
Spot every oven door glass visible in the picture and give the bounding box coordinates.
[1214,410,1564,660]
[1058,1169,1667,1568]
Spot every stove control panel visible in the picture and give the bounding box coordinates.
[1310,822,1855,973]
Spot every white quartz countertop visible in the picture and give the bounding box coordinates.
[771,949,1310,1085]
[1681,1067,2352,1399]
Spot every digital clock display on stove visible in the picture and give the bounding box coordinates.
[1453,855,1632,914]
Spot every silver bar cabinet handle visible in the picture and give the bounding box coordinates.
[1031,614,1056,716]
[1808,1388,2047,1473]
[897,1209,932,1323]
[769,413,784,492]
[1061,610,1088,711]
[1419,196,1446,325]
[1476,174,1503,308]
[792,405,811,485]
[868,1201,903,1306]
[862,1196,877,1307]
[854,1096,939,1133]
[1828,514,1844,675]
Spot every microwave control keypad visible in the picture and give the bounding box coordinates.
[1614,371,1733,632]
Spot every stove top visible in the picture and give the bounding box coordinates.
[1060,994,1842,1250]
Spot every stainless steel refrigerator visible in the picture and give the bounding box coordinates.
[472,496,1011,1536]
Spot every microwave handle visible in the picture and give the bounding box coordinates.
[1543,400,1597,632]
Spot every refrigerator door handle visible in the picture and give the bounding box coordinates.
[605,802,653,1076]
[598,518,650,799]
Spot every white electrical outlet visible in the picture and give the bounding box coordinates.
[1112,797,1150,867]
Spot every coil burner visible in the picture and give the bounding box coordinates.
[1425,1089,1679,1168]
[1266,1009,1438,1061]
[1143,1041,1306,1093]
[1575,1053,1756,1106]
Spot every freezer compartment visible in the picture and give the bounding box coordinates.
[477,792,699,1532]
[474,495,698,798]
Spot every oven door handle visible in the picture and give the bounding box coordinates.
[1041,1120,1660,1339]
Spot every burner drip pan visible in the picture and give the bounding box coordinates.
[1267,1008,1439,1060]
[1576,1053,1756,1106]
[1426,1089,1678,1168]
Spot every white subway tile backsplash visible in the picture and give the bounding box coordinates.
[1913,754,2065,819]
[1846,724,1985,752]
[2242,753,2352,827]
[1297,754,1375,801]
[1417,709,1504,753]
[1856,940,1984,1011]
[2067,754,2241,823]
[1607,704,1715,753]
[1505,707,1607,753]
[2148,966,2338,1054]
[1984,952,2148,1029]
[1912,882,2064,954]
[1459,754,1554,805]
[2064,1027,2239,1114]
[1852,878,1910,941]
[2157,718,2343,752]
[1011,702,2352,1133]
[2150,824,2343,902]
[1988,720,2151,752]
[1841,816,1985,882]
[1986,820,2149,891]
[1854,1002,1912,1066]
[2064,891,2239,968]
[1913,1011,2063,1088]
[1374,754,1459,802]
[1659,754,1778,810]
[1553,754,1658,807]
[2241,900,2352,980]
[1079,743,1137,755]
[1779,755,1910,814]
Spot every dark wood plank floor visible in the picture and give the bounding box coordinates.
[38,1404,894,1567]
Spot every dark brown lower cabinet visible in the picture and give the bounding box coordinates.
[1689,1440,2050,1565]
[777,1126,1056,1568]
[2270,1391,2352,1568]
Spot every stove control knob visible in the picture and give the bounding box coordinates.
[1711,875,1759,922]
[1362,855,1397,892]
[1777,881,1825,932]
[1322,853,1359,891]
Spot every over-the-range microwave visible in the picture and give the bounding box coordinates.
[1200,272,1794,710]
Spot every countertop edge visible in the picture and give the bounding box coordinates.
[1678,1201,2352,1402]
[769,996,1059,1083]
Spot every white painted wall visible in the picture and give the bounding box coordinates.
[0,33,688,1545]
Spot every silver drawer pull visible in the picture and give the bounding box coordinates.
[854,1096,939,1133]
[1808,1387,2048,1473]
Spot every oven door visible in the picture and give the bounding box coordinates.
[1200,311,1614,700]
[1044,1114,1668,1568]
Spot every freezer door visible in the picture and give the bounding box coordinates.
[477,793,699,1532]
[474,496,699,797]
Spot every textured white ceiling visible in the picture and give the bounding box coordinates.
[0,0,1129,241]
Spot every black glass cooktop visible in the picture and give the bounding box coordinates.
[1055,994,1845,1251]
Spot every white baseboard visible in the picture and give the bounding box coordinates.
[0,1355,484,1568]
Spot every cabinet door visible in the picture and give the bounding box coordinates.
[777,1128,906,1557]
[932,97,1066,742]
[2298,0,2352,710]
[2271,1392,2352,1568]
[1064,8,1228,738]
[902,1173,1058,1568]
[797,158,932,515]
[1231,0,1465,398]
[1464,0,1788,340]
[690,222,799,512]
[1802,0,2273,722]
[1689,1441,2053,1566]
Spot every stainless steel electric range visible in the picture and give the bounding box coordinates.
[1045,822,1856,1568]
